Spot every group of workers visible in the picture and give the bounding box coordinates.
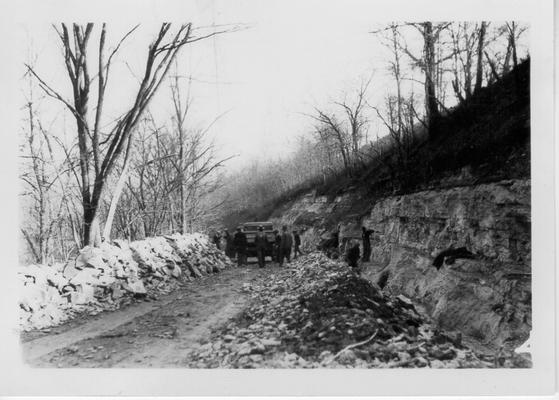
[211,225,302,268]
[324,225,375,273]
[272,226,302,266]
[344,226,375,273]
[211,222,375,273]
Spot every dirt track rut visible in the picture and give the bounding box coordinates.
[21,264,272,367]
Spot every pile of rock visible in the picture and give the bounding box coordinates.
[18,233,234,331]
[185,253,530,368]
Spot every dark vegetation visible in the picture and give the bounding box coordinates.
[222,59,529,229]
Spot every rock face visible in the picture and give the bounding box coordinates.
[365,179,531,265]
[362,179,531,348]
[272,179,531,349]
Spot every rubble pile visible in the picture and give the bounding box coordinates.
[18,233,234,331]
[186,253,530,368]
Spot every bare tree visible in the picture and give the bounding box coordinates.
[448,22,490,103]
[415,23,452,126]
[170,68,193,234]
[111,105,233,239]
[482,22,528,84]
[308,79,371,174]
[474,22,487,93]
[311,111,351,171]
[381,22,452,133]
[26,23,233,247]
[20,65,75,263]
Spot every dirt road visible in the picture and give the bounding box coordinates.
[21,264,273,367]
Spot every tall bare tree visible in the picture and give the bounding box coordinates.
[20,65,78,263]
[308,79,371,174]
[170,69,193,234]
[474,22,487,93]
[400,22,452,132]
[27,23,229,247]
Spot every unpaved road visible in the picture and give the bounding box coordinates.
[21,264,274,367]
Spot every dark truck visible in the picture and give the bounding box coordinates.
[241,222,275,258]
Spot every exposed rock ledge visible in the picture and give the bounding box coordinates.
[275,179,531,350]
[363,179,530,349]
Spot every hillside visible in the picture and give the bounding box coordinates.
[223,59,530,230]
[221,60,531,352]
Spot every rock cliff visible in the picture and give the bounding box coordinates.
[363,179,530,349]
[272,179,531,350]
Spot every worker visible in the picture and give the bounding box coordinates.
[273,229,281,262]
[254,226,268,268]
[212,231,221,250]
[293,230,302,259]
[223,228,234,258]
[233,227,247,266]
[361,226,375,262]
[333,224,341,249]
[346,239,361,274]
[279,225,293,266]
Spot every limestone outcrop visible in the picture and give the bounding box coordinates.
[271,179,531,349]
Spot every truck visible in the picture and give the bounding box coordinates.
[241,222,276,258]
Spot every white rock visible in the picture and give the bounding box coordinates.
[514,333,531,355]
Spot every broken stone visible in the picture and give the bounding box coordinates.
[261,338,281,347]
[222,334,236,342]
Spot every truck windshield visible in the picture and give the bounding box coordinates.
[243,224,273,231]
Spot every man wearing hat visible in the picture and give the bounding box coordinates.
[273,229,281,262]
[279,225,293,266]
[223,228,234,258]
[233,227,247,266]
[254,225,268,268]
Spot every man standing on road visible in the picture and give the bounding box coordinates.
[346,239,361,274]
[333,224,341,249]
[233,227,247,266]
[273,229,281,262]
[223,229,234,258]
[361,226,375,262]
[255,225,268,268]
[279,225,293,266]
[293,230,302,259]
[212,231,221,250]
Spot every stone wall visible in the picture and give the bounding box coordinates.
[19,233,234,331]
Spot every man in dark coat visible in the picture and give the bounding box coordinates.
[254,226,268,268]
[361,226,375,262]
[273,230,281,262]
[223,229,234,258]
[212,231,221,249]
[293,230,302,259]
[332,224,341,252]
[279,225,293,266]
[233,227,247,266]
[346,240,361,273]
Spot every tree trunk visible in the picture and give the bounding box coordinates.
[423,22,439,135]
[179,130,187,234]
[102,163,129,241]
[509,22,518,70]
[83,204,102,247]
[474,22,486,93]
[102,137,133,241]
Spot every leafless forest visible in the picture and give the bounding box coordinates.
[20,21,528,264]
[16,11,536,374]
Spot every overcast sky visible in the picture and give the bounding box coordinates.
[15,0,531,172]
[16,1,400,170]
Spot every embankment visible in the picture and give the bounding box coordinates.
[271,178,531,349]
[222,61,531,350]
